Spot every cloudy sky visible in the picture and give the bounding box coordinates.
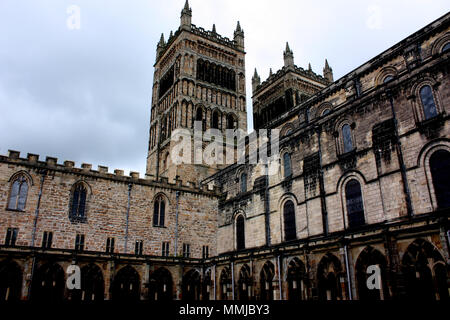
[1,0,449,175]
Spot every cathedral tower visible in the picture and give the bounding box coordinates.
[147,0,247,184]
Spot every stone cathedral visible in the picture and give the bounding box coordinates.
[0,1,449,301]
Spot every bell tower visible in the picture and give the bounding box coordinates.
[146,0,247,184]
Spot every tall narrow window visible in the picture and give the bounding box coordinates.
[240,173,247,193]
[71,183,87,221]
[236,215,245,251]
[106,237,115,253]
[430,150,450,209]
[283,201,296,241]
[202,246,209,259]
[5,228,18,247]
[345,180,365,228]
[8,176,28,211]
[342,124,353,153]
[227,114,236,129]
[419,85,438,120]
[42,231,53,249]
[75,234,85,251]
[283,153,292,178]
[135,240,143,256]
[162,242,170,257]
[153,195,166,227]
[183,243,191,258]
[212,111,219,129]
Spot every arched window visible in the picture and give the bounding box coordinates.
[212,111,219,129]
[283,200,296,241]
[419,85,438,120]
[8,175,29,211]
[153,195,166,227]
[283,153,292,178]
[429,150,450,209]
[240,173,247,193]
[442,42,450,53]
[342,124,353,153]
[383,75,394,83]
[227,114,236,130]
[321,109,330,116]
[345,179,365,228]
[70,183,87,221]
[236,215,245,250]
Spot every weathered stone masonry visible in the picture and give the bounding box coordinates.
[0,1,449,301]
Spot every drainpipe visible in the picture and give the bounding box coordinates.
[343,244,353,300]
[174,191,180,256]
[388,93,414,217]
[277,255,283,300]
[28,169,46,300]
[124,183,132,254]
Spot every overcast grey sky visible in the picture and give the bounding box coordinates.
[1,1,449,175]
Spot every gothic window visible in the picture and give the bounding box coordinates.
[212,111,219,129]
[321,109,330,116]
[442,42,450,53]
[345,179,365,228]
[342,124,354,153]
[283,152,292,178]
[240,173,247,193]
[236,215,245,251]
[8,175,29,211]
[70,183,88,222]
[419,85,438,120]
[283,200,296,241]
[153,195,166,227]
[429,150,450,209]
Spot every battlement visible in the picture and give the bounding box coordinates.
[1,150,220,196]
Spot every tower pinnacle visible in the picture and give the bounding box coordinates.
[252,68,261,92]
[283,42,294,68]
[180,0,192,31]
[323,59,334,82]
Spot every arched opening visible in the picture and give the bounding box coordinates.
[401,239,448,300]
[342,124,353,153]
[212,111,220,129]
[8,175,29,211]
[0,260,22,301]
[196,108,205,131]
[238,264,252,301]
[219,267,232,300]
[429,149,450,209]
[260,261,275,301]
[112,266,140,301]
[227,114,236,130]
[153,195,166,227]
[70,183,88,221]
[345,179,365,228]
[182,269,201,301]
[236,215,245,251]
[32,262,65,302]
[283,200,296,241]
[442,42,450,53]
[420,85,438,120]
[283,153,292,178]
[317,254,343,301]
[355,247,389,300]
[71,264,104,301]
[149,268,173,301]
[287,258,307,300]
[240,173,247,193]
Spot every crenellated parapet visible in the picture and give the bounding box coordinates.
[1,150,220,196]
